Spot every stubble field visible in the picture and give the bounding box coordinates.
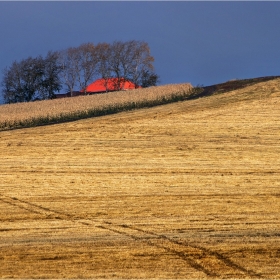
[0,80,280,278]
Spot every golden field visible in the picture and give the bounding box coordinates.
[0,79,280,278]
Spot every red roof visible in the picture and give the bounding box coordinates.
[83,78,140,93]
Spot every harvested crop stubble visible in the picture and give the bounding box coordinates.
[0,78,280,278]
[0,83,192,130]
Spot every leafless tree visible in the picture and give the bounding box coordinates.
[95,42,112,92]
[76,43,98,94]
[128,41,155,86]
[58,47,80,96]
[106,40,156,90]
[107,41,125,90]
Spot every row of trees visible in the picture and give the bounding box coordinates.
[2,40,159,104]
[2,52,61,103]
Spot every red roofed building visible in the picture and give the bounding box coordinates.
[55,91,86,98]
[82,78,141,94]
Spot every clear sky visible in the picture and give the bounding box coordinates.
[1,1,280,103]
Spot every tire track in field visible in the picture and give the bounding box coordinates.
[135,226,264,278]
[0,195,263,278]
[98,222,263,278]
[0,196,72,220]
[0,196,43,215]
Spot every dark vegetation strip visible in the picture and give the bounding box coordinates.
[192,75,280,99]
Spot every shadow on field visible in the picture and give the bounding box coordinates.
[189,76,280,100]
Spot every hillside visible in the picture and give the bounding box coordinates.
[0,78,280,278]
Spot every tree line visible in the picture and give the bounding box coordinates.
[1,41,159,104]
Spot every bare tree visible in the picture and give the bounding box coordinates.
[128,41,155,86]
[105,40,156,90]
[58,43,99,95]
[107,41,125,90]
[58,47,80,96]
[95,42,112,92]
[76,43,98,94]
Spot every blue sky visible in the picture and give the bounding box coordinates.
[1,1,280,103]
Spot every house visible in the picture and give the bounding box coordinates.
[82,78,140,94]
[55,91,86,99]
[55,78,140,99]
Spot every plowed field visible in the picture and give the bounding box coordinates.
[0,80,280,278]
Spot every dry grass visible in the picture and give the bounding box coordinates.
[0,78,280,278]
[0,83,192,131]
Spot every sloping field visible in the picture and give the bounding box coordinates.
[0,79,280,278]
